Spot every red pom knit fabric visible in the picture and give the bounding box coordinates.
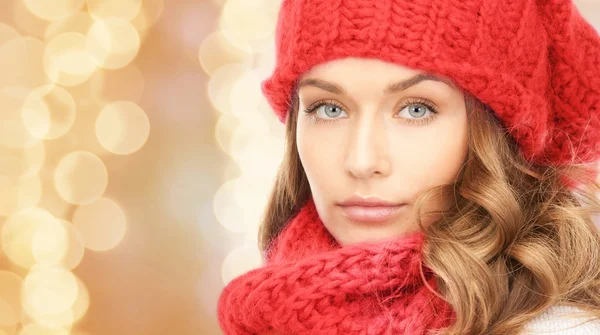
[261,0,600,169]
[217,197,455,334]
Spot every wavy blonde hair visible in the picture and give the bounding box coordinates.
[257,87,600,334]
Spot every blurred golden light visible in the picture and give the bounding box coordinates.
[221,245,263,286]
[53,220,85,270]
[90,64,146,104]
[86,0,143,21]
[229,121,270,158]
[0,299,16,329]
[54,151,108,205]
[259,99,285,136]
[0,37,50,92]
[69,276,90,324]
[44,11,94,42]
[1,207,57,269]
[223,120,282,180]
[0,175,42,217]
[18,324,69,335]
[36,167,73,220]
[22,0,85,21]
[236,137,282,182]
[48,113,107,159]
[231,176,270,228]
[0,140,45,178]
[21,85,76,140]
[0,90,42,150]
[129,10,152,42]
[0,23,20,47]
[0,327,15,335]
[19,273,88,330]
[22,265,79,316]
[214,113,241,156]
[220,0,278,47]
[0,271,23,327]
[242,230,260,249]
[213,177,268,234]
[12,0,50,39]
[86,17,141,69]
[21,310,75,331]
[254,41,276,80]
[31,218,69,266]
[230,70,263,119]
[198,30,253,76]
[213,179,246,233]
[222,161,241,182]
[72,197,128,251]
[95,101,150,155]
[131,0,165,38]
[44,32,98,87]
[19,306,75,331]
[207,63,250,115]
[208,0,227,7]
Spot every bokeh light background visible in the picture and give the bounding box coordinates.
[0,0,597,334]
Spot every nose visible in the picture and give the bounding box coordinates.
[344,115,392,179]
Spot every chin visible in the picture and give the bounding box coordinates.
[334,229,398,246]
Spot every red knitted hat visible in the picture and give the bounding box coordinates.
[261,0,600,168]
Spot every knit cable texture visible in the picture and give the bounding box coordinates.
[261,0,600,170]
[217,197,455,335]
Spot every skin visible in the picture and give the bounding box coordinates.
[296,57,469,246]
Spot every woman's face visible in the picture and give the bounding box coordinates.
[296,57,469,246]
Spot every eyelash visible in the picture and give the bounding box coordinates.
[302,98,439,126]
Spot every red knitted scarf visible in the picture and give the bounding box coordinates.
[217,197,456,334]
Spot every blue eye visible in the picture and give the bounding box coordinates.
[397,98,439,126]
[302,98,439,126]
[302,100,347,124]
[318,103,345,118]
[404,105,428,118]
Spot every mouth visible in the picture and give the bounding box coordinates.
[338,204,406,223]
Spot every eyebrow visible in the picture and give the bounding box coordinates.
[298,73,458,95]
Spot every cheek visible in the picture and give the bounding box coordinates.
[394,122,468,189]
[391,127,467,228]
[296,123,343,190]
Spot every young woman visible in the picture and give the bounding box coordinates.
[218,0,600,334]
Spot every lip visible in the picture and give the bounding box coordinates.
[339,205,405,223]
[337,195,406,223]
[338,195,404,207]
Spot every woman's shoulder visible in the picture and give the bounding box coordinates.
[521,305,600,334]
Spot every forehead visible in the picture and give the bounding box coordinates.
[297,57,459,96]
